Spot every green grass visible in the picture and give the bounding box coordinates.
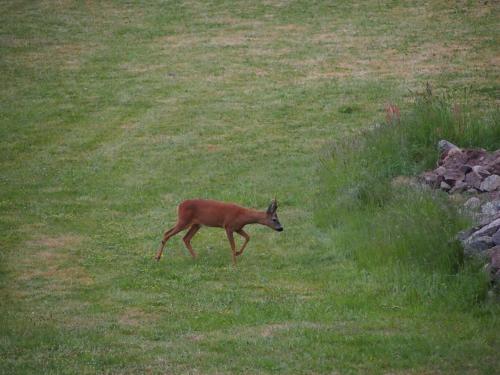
[1,1,499,374]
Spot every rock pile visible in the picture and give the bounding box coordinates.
[421,140,500,293]
[421,140,500,194]
[459,198,500,291]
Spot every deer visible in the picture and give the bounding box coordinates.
[155,198,283,265]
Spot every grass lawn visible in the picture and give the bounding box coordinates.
[1,1,499,373]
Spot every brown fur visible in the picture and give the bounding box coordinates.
[155,199,282,265]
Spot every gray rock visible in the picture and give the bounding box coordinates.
[463,236,494,256]
[470,218,500,239]
[457,226,480,241]
[450,180,467,194]
[484,247,500,284]
[481,200,500,216]
[465,171,483,189]
[438,140,459,155]
[492,229,500,246]
[435,166,446,176]
[444,169,465,185]
[480,174,500,192]
[472,165,490,177]
[489,246,500,269]
[464,197,481,210]
[440,181,451,191]
[479,211,500,227]
[486,152,500,175]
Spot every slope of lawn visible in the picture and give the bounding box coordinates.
[1,1,499,373]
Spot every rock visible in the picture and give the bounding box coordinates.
[465,171,483,189]
[450,180,468,194]
[440,181,451,191]
[481,200,500,216]
[421,171,440,187]
[479,211,500,227]
[435,166,446,176]
[464,148,489,166]
[480,174,500,192]
[457,226,480,241]
[460,164,473,174]
[472,165,490,177]
[441,148,467,169]
[438,139,459,155]
[443,169,465,185]
[486,151,500,175]
[492,229,500,246]
[463,235,494,255]
[464,197,481,210]
[489,246,500,269]
[470,218,500,239]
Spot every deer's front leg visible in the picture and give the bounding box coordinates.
[235,229,250,256]
[225,228,237,265]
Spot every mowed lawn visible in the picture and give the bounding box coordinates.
[1,1,499,374]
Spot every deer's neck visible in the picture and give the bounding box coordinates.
[244,209,267,226]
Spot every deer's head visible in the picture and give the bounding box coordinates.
[265,199,283,232]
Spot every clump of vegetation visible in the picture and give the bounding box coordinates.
[316,91,499,308]
[338,104,360,114]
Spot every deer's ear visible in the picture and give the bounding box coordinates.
[267,199,277,214]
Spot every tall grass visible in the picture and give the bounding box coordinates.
[316,92,499,308]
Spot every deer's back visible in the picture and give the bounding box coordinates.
[178,199,244,228]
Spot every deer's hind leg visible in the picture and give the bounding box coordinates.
[183,224,201,259]
[155,221,189,261]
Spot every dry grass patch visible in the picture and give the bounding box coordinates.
[17,234,92,290]
[119,308,158,327]
[120,63,168,74]
[120,123,139,130]
[209,34,248,47]
[156,34,205,49]
[26,234,83,249]
[17,262,93,290]
[206,144,220,153]
[298,34,490,83]
[9,42,101,70]
[260,322,326,338]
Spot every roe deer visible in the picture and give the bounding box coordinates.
[155,199,283,265]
